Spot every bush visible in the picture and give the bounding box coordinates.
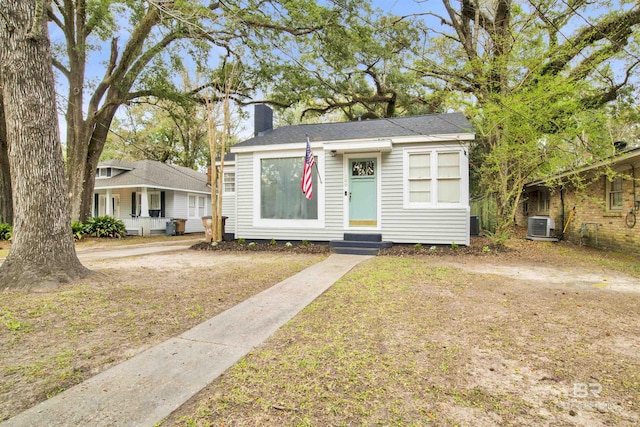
[84,216,127,238]
[71,220,87,240]
[0,223,12,241]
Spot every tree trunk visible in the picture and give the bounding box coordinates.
[0,94,12,224]
[0,0,90,291]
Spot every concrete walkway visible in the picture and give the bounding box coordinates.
[2,253,371,427]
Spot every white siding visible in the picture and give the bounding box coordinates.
[233,141,470,244]
[175,191,211,233]
[221,193,236,236]
[221,166,236,236]
[234,152,343,241]
[379,143,470,245]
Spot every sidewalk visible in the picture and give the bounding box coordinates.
[0,238,203,263]
[1,253,371,427]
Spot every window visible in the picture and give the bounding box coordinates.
[537,190,550,212]
[188,194,207,218]
[408,153,431,203]
[95,167,112,178]
[437,152,460,203]
[223,172,235,193]
[149,192,161,210]
[260,157,317,220]
[404,148,465,208]
[608,177,623,211]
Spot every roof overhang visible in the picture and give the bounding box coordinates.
[323,139,393,154]
[93,184,210,195]
[391,133,475,144]
[526,147,640,187]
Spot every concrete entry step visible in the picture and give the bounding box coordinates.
[330,233,393,255]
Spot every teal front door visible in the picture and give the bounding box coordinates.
[349,158,377,227]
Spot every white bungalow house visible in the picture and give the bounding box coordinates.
[223,105,475,252]
[93,159,211,235]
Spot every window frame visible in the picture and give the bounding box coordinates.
[188,193,208,219]
[252,149,325,228]
[606,176,624,212]
[223,171,236,194]
[403,147,467,209]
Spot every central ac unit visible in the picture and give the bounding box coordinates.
[528,216,555,238]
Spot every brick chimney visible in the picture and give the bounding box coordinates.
[254,104,273,137]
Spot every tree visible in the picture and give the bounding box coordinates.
[103,99,210,170]
[0,0,89,290]
[0,94,12,224]
[50,0,364,222]
[257,8,438,121]
[411,0,640,233]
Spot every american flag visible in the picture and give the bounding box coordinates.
[302,137,315,200]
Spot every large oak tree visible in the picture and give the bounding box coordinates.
[0,0,89,290]
[49,0,362,222]
[412,0,640,233]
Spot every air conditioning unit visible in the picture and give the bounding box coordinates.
[528,216,555,238]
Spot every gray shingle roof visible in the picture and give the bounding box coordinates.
[94,160,209,193]
[235,112,473,147]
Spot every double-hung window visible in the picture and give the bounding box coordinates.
[607,177,623,211]
[404,148,464,208]
[223,172,235,193]
[188,194,207,218]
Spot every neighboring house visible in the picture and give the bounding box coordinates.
[516,146,640,255]
[93,160,211,235]
[223,105,475,247]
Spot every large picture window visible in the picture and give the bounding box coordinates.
[260,157,317,220]
[404,148,465,208]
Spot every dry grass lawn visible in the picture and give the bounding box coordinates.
[1,234,639,426]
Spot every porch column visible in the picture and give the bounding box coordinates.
[139,187,149,217]
[105,188,112,216]
[139,187,151,237]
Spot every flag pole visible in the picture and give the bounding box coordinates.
[306,134,323,184]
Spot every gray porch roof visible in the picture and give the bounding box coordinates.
[94,160,210,193]
[234,112,473,148]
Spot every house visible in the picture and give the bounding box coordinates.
[516,145,640,255]
[222,105,475,248]
[93,159,211,235]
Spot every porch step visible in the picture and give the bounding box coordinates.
[330,233,392,256]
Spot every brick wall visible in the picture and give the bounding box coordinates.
[517,162,640,256]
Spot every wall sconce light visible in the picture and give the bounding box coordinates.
[330,150,337,157]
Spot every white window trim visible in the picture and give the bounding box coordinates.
[403,147,468,209]
[187,193,208,219]
[252,149,325,229]
[223,169,236,194]
[606,176,624,212]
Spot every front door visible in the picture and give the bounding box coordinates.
[349,158,377,227]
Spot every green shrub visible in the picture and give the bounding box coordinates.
[238,237,246,244]
[84,216,126,238]
[414,243,422,250]
[270,238,277,246]
[0,223,12,241]
[71,221,87,240]
[485,230,509,247]
[301,239,309,247]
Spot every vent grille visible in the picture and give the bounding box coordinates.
[528,216,554,237]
